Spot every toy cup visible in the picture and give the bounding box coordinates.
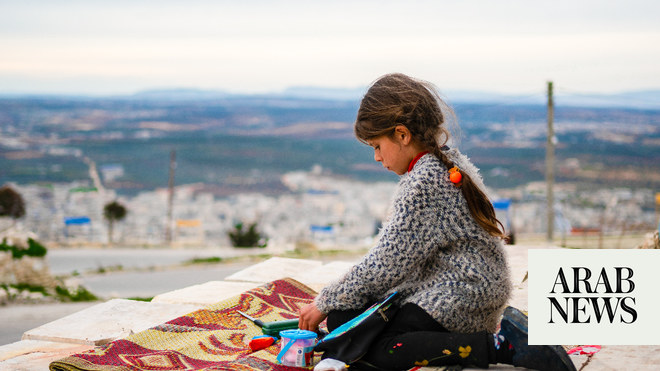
[277,329,317,367]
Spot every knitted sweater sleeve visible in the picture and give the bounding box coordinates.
[314,169,455,313]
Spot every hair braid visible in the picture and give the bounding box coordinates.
[433,144,505,238]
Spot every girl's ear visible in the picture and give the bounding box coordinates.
[394,125,412,145]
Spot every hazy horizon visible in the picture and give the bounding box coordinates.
[3,84,660,110]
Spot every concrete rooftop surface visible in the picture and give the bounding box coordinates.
[1,246,659,370]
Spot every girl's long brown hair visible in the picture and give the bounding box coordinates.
[355,73,505,239]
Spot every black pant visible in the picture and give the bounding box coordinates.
[326,303,494,371]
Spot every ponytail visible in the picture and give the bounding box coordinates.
[431,146,506,239]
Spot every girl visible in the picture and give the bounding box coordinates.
[299,73,575,371]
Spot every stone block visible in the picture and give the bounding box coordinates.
[0,340,92,369]
[151,281,260,306]
[21,299,200,345]
[583,345,660,370]
[224,257,323,284]
[503,245,558,312]
[293,261,355,292]
[503,244,529,284]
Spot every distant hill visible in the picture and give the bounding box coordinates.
[555,90,660,109]
[446,89,660,109]
[128,86,660,110]
[3,86,660,109]
[278,86,366,101]
[130,88,231,101]
[1,90,659,194]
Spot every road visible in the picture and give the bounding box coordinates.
[0,260,251,346]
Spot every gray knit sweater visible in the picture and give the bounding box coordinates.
[314,150,511,333]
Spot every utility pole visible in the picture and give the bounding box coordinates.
[656,193,660,235]
[165,150,176,245]
[546,81,555,243]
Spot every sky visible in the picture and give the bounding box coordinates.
[1,0,659,96]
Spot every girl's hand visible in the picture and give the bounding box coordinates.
[299,303,327,331]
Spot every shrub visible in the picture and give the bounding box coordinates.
[228,222,267,248]
[0,238,48,259]
[55,285,98,302]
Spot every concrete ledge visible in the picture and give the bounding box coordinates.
[0,339,92,362]
[22,299,200,345]
[224,257,323,283]
[293,261,354,292]
[151,281,260,306]
[502,245,563,312]
[583,345,660,370]
[0,340,94,370]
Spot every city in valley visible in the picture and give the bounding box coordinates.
[1,91,659,249]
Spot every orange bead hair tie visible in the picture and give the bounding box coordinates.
[448,166,463,186]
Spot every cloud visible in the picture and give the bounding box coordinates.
[1,0,659,94]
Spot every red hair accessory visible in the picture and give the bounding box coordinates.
[448,166,462,186]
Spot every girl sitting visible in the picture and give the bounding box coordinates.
[299,73,575,371]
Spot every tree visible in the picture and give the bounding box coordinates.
[228,222,266,248]
[0,185,26,231]
[103,200,127,245]
[0,185,26,220]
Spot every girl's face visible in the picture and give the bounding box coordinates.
[367,135,412,175]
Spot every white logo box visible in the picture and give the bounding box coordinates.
[528,249,660,345]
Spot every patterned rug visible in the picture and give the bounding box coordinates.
[50,278,318,371]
